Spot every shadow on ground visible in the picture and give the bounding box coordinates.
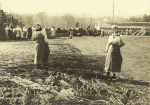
[5,53,105,78]
[4,53,149,87]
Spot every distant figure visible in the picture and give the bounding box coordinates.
[126,28,129,35]
[21,27,27,40]
[101,29,104,37]
[12,27,17,40]
[8,26,13,39]
[79,27,83,33]
[27,26,32,39]
[51,26,56,38]
[69,28,73,39]
[129,29,132,35]
[108,30,111,35]
[32,22,50,70]
[5,26,9,38]
[86,26,91,36]
[21,28,23,39]
[93,27,97,37]
[105,25,125,80]
[32,26,36,32]
[16,25,21,40]
[53,26,56,38]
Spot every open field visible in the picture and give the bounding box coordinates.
[64,36,150,82]
[0,36,149,104]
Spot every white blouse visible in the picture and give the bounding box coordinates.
[32,28,49,44]
[106,33,125,52]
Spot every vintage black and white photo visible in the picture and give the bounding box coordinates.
[0,0,149,104]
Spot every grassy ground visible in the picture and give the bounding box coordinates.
[0,36,149,104]
[64,36,150,83]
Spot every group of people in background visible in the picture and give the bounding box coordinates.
[4,25,57,40]
[45,26,56,38]
[32,22,50,70]
[69,26,106,38]
[4,22,126,80]
[5,25,33,40]
[32,22,126,80]
[126,28,133,35]
[5,24,133,41]
[85,26,105,37]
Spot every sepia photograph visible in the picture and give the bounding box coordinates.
[0,0,150,104]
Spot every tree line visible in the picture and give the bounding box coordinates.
[2,10,150,29]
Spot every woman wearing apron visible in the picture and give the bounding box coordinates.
[32,22,50,70]
[105,25,125,80]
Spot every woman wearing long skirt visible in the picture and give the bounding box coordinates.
[12,28,17,40]
[27,27,32,39]
[32,22,50,70]
[105,25,125,80]
[8,28,13,39]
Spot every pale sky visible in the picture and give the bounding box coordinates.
[1,0,150,17]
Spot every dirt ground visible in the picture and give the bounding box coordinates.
[0,36,149,104]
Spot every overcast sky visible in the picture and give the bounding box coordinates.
[1,0,150,17]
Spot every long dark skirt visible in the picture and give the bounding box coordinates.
[8,30,13,39]
[34,42,50,64]
[110,45,123,72]
[27,32,32,39]
[13,31,17,40]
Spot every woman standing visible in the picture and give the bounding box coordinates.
[12,27,17,40]
[27,26,32,39]
[5,26,9,38]
[8,27,13,39]
[32,22,50,70]
[69,28,73,39]
[101,29,104,37]
[105,25,125,80]
[51,26,56,38]
[16,25,21,40]
[21,27,27,40]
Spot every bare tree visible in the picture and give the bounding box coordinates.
[81,14,87,28]
[62,13,75,29]
[36,12,47,26]
[26,14,33,26]
[75,22,79,28]
[51,16,58,27]
[11,13,23,26]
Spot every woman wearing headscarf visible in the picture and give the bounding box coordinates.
[105,25,125,80]
[32,22,50,70]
